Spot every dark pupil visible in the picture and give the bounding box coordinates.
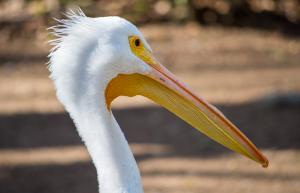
[135,39,140,47]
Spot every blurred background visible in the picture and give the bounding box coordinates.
[0,0,300,193]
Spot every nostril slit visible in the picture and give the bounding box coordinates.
[159,78,165,82]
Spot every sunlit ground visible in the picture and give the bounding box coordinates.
[0,23,299,193]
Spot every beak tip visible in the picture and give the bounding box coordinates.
[261,157,269,168]
[263,162,269,168]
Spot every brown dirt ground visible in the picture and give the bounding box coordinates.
[0,23,300,193]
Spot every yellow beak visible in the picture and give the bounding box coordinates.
[105,48,269,168]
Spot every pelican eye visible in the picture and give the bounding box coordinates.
[129,35,154,64]
[134,39,140,47]
[129,36,142,49]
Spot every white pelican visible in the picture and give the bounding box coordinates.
[48,9,268,193]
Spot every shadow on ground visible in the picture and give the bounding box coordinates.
[0,96,299,193]
[0,96,299,151]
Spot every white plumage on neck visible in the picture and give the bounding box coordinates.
[48,10,150,193]
[75,99,143,193]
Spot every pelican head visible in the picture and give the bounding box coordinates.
[49,9,268,193]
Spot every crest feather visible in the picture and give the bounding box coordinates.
[48,8,86,58]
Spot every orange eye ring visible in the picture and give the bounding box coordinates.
[129,36,154,64]
[129,36,142,49]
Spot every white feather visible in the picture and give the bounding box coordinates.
[48,9,152,193]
